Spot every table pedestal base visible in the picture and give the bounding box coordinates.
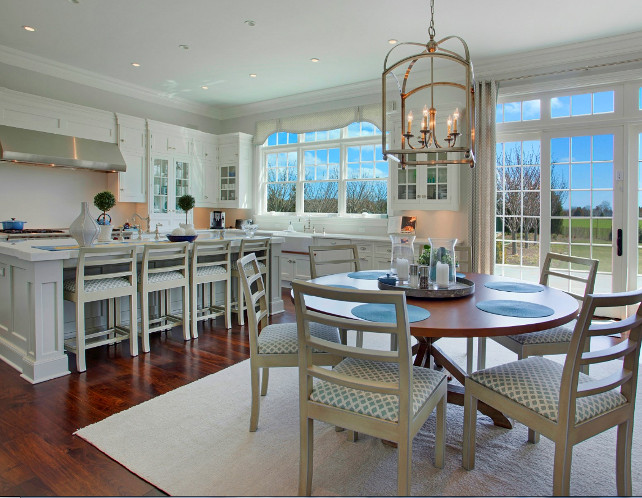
[413,338,512,429]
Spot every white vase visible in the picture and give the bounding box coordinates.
[98,224,113,242]
[69,202,100,247]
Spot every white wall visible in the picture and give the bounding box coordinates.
[0,161,137,229]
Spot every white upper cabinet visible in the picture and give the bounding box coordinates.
[111,114,147,203]
[191,132,218,208]
[148,120,192,156]
[390,161,460,211]
[216,132,253,209]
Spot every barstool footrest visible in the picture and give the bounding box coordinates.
[65,326,131,352]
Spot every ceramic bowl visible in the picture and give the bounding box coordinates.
[166,234,198,243]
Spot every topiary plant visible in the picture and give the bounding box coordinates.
[93,191,116,225]
[177,194,196,224]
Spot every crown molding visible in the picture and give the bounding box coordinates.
[0,44,218,119]
[474,31,642,81]
[217,79,382,120]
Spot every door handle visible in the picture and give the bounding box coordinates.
[617,228,622,257]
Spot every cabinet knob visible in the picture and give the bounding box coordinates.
[120,188,124,191]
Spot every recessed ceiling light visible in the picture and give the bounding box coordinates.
[249,74,257,78]
[310,58,320,63]
[131,62,141,67]
[201,86,208,90]
[244,20,256,27]
[23,26,36,32]
[179,44,189,50]
[388,39,398,44]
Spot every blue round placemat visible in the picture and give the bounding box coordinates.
[351,303,430,323]
[476,300,554,318]
[328,284,358,289]
[347,270,388,280]
[456,272,466,278]
[484,281,545,293]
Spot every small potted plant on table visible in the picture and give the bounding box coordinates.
[93,191,116,242]
[169,194,198,241]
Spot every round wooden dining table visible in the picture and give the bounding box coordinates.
[302,271,579,428]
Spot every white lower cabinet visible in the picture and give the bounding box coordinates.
[281,253,310,283]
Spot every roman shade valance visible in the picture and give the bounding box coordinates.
[253,102,393,145]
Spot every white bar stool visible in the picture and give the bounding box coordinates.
[190,239,232,338]
[63,246,138,372]
[231,237,270,326]
[138,242,190,352]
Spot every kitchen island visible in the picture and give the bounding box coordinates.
[0,233,283,383]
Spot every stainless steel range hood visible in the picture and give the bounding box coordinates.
[0,125,126,172]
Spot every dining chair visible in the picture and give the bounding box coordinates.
[236,253,343,432]
[462,288,642,496]
[231,237,270,325]
[292,280,448,496]
[138,241,190,353]
[308,243,361,279]
[309,243,364,347]
[189,239,232,338]
[476,252,598,373]
[63,246,138,372]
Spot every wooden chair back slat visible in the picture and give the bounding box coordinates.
[540,253,599,304]
[309,244,360,279]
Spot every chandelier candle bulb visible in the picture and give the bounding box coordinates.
[447,116,452,134]
[422,105,428,129]
[453,108,459,133]
[407,111,413,134]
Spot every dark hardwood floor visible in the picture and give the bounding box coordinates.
[0,289,296,497]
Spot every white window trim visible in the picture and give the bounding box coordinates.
[258,127,389,219]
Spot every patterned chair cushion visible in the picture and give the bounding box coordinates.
[258,322,340,355]
[310,358,447,422]
[242,261,267,275]
[139,270,185,283]
[63,277,130,293]
[196,265,227,277]
[507,320,576,345]
[469,356,626,423]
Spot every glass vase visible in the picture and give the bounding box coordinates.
[428,237,457,288]
[389,233,415,282]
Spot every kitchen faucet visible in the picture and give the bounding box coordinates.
[303,216,314,233]
[132,213,151,233]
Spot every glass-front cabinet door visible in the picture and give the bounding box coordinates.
[152,157,169,214]
[149,155,192,229]
[220,164,237,202]
[391,161,459,210]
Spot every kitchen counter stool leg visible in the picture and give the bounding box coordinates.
[128,293,138,357]
[141,289,150,353]
[76,302,87,372]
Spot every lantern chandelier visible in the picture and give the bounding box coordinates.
[381,0,475,168]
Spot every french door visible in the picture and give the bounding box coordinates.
[542,126,625,317]
[627,126,642,295]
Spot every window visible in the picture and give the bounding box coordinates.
[496,99,541,123]
[262,122,388,215]
[495,140,542,279]
[551,90,614,118]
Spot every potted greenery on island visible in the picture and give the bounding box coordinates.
[175,194,197,236]
[93,190,116,241]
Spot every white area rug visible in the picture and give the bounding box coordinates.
[75,336,642,496]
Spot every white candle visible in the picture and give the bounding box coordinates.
[397,258,409,281]
[407,111,413,134]
[453,108,459,133]
[436,261,449,288]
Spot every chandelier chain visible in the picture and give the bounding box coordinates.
[428,0,436,39]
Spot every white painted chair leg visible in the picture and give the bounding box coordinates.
[466,337,474,374]
[552,442,573,496]
[249,361,260,432]
[528,428,540,444]
[225,279,232,329]
[181,285,190,341]
[435,395,446,468]
[616,420,633,496]
[128,294,138,357]
[237,277,245,325]
[299,417,314,496]
[191,282,199,339]
[260,367,269,396]
[397,438,411,496]
[355,331,363,348]
[76,302,86,372]
[141,290,150,353]
[462,388,477,470]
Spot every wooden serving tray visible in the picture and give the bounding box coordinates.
[377,276,475,299]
